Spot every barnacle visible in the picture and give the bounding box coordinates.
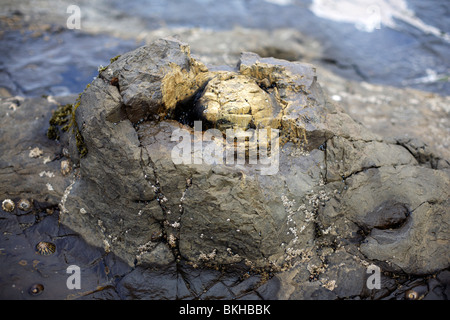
[17,199,32,211]
[60,160,71,176]
[2,199,15,212]
[29,283,44,296]
[405,289,419,300]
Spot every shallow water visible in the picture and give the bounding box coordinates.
[0,203,267,300]
[0,28,139,96]
[0,0,448,97]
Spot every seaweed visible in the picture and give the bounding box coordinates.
[109,54,121,64]
[47,103,73,140]
[97,54,121,74]
[46,84,90,158]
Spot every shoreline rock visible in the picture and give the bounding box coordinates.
[53,38,449,276]
[1,38,449,299]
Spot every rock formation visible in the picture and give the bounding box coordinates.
[48,38,449,278]
[1,38,449,299]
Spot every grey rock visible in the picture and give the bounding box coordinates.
[100,38,210,123]
[60,38,336,269]
[333,165,450,274]
[57,38,449,281]
[0,96,74,204]
[116,265,179,300]
[360,198,450,274]
[325,136,417,182]
[2,37,449,299]
[200,281,234,300]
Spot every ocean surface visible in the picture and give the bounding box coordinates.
[0,0,449,96]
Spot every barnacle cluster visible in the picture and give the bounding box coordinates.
[2,198,34,213]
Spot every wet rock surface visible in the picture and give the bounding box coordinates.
[1,1,449,164]
[2,38,448,299]
[1,1,450,300]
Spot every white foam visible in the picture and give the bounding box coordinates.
[310,0,450,41]
[264,0,294,6]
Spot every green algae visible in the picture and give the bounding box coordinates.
[110,55,121,64]
[47,85,90,158]
[97,55,121,74]
[47,103,72,140]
